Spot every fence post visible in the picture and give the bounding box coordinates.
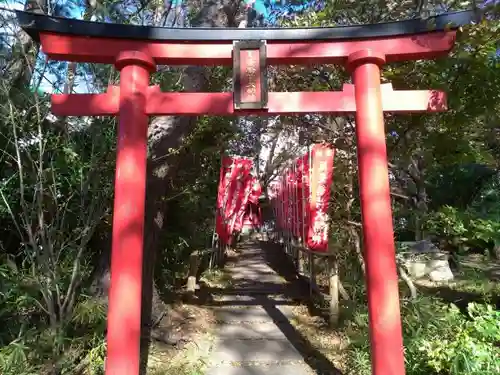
[186,251,200,293]
[309,252,315,297]
[329,253,340,326]
[297,246,304,275]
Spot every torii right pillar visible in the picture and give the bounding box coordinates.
[348,49,407,375]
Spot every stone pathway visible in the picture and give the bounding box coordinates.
[205,241,314,375]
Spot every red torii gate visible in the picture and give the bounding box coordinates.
[17,10,473,375]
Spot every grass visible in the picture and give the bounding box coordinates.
[200,268,234,288]
[147,335,215,375]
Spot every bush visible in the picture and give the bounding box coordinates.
[345,298,500,375]
[425,206,500,256]
[416,303,499,375]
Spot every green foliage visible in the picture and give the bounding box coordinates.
[416,303,500,375]
[153,115,233,290]
[426,205,500,254]
[0,260,107,374]
[426,206,469,243]
[426,164,496,211]
[469,173,500,221]
[0,58,114,371]
[346,299,500,375]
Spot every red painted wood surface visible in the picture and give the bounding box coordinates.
[105,52,155,375]
[51,84,446,116]
[349,51,406,375]
[40,31,456,65]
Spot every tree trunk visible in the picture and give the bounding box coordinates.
[140,3,238,372]
[492,245,500,261]
[6,0,46,95]
[345,149,366,276]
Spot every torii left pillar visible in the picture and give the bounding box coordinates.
[106,51,155,375]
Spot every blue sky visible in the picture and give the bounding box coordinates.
[1,0,85,93]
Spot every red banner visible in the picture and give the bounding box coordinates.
[248,177,262,205]
[216,156,250,244]
[245,177,262,229]
[300,152,310,242]
[216,156,262,244]
[242,178,262,230]
[285,169,293,234]
[295,158,303,238]
[291,163,298,237]
[307,144,335,252]
[231,172,252,233]
[269,144,334,252]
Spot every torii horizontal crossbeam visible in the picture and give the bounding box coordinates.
[16,10,475,65]
[18,10,474,42]
[51,84,447,116]
[34,32,457,65]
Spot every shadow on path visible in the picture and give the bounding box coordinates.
[257,240,331,319]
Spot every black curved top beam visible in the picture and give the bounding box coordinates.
[16,10,476,43]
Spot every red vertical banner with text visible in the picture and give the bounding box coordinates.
[292,160,300,238]
[223,158,242,240]
[268,183,276,227]
[232,168,253,233]
[276,182,280,230]
[307,144,335,252]
[237,159,254,233]
[274,182,280,230]
[280,176,285,232]
[286,169,293,236]
[302,149,311,245]
[216,156,255,245]
[295,157,303,239]
[250,177,262,227]
[282,171,286,234]
[271,182,279,230]
[283,169,288,235]
[240,176,261,230]
[289,165,296,238]
[279,177,285,232]
[284,173,288,235]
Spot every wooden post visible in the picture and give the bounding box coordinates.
[309,252,315,297]
[329,253,340,326]
[186,251,200,293]
[297,246,304,275]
